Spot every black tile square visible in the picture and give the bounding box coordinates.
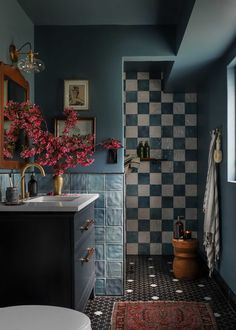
[150,208,162,219]
[186,196,198,208]
[138,173,150,184]
[138,126,149,137]
[185,126,197,137]
[174,161,185,173]
[162,149,173,161]
[126,114,137,126]
[173,138,185,149]
[162,126,173,137]
[162,197,173,208]
[150,185,162,196]
[173,93,185,102]
[186,150,197,161]
[126,72,137,79]
[138,80,149,91]
[185,103,197,114]
[150,231,162,243]
[126,91,137,102]
[162,173,173,184]
[161,103,173,114]
[150,114,161,126]
[138,103,149,114]
[186,173,197,184]
[138,220,150,231]
[174,208,186,218]
[150,91,161,102]
[174,184,185,196]
[138,196,150,208]
[173,114,185,126]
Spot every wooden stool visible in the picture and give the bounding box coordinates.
[172,238,199,280]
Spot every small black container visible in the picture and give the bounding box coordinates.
[6,187,19,204]
[28,174,38,197]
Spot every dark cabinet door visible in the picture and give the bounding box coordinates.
[0,213,72,308]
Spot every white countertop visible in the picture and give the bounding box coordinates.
[0,194,99,212]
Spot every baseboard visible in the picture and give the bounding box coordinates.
[199,253,236,311]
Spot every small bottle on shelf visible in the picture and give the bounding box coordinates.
[137,141,144,159]
[174,216,184,239]
[143,141,150,159]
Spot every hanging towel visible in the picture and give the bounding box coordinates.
[203,130,220,277]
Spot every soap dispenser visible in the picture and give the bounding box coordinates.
[174,216,184,239]
[28,174,38,197]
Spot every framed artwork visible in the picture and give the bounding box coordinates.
[64,80,89,110]
[54,117,96,149]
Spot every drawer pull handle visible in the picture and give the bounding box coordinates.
[80,219,94,231]
[80,247,95,263]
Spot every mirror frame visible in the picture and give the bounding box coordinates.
[0,62,29,169]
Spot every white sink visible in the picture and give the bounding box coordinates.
[27,195,80,202]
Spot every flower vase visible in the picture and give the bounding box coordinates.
[53,175,64,195]
[107,149,117,163]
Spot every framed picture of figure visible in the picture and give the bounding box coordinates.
[64,80,89,110]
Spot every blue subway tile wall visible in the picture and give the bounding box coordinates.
[0,172,124,296]
[124,72,197,256]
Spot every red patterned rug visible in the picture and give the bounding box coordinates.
[111,301,218,329]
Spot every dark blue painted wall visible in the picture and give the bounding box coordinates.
[35,26,175,173]
[198,39,236,294]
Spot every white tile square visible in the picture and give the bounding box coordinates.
[138,231,150,243]
[174,150,185,161]
[138,208,150,219]
[161,138,173,149]
[126,196,138,208]
[126,126,138,138]
[173,173,186,184]
[162,231,173,243]
[185,138,197,150]
[162,208,173,219]
[150,150,162,159]
[185,93,197,103]
[138,114,149,126]
[161,161,173,173]
[173,103,185,114]
[150,79,161,91]
[127,219,138,231]
[149,103,161,114]
[150,219,162,231]
[162,185,174,196]
[150,126,161,137]
[138,184,150,196]
[173,126,185,137]
[186,184,197,196]
[150,173,162,184]
[125,103,138,114]
[150,196,162,208]
[126,243,138,255]
[125,173,138,185]
[161,92,173,102]
[126,80,138,91]
[161,114,173,126]
[185,161,197,173]
[138,91,149,102]
[173,196,186,208]
[186,208,197,220]
[185,114,197,126]
[139,161,150,173]
[150,243,162,255]
[137,72,149,79]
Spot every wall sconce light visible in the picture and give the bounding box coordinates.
[9,42,45,73]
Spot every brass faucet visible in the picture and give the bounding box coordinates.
[20,162,45,199]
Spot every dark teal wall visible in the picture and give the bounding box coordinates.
[198,40,236,294]
[0,0,34,101]
[35,26,175,173]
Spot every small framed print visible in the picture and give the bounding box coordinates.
[54,117,96,150]
[64,80,89,110]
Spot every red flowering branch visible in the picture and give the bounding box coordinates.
[4,102,94,175]
[101,138,123,150]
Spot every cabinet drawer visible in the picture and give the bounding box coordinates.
[74,247,95,311]
[74,205,94,246]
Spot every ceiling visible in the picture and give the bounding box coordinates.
[17,0,188,26]
[17,0,236,91]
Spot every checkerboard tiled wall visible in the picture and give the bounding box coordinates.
[124,71,197,255]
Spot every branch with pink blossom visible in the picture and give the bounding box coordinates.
[4,102,94,175]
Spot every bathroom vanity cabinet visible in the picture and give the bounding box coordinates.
[0,202,96,312]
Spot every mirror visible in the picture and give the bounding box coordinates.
[0,62,29,169]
